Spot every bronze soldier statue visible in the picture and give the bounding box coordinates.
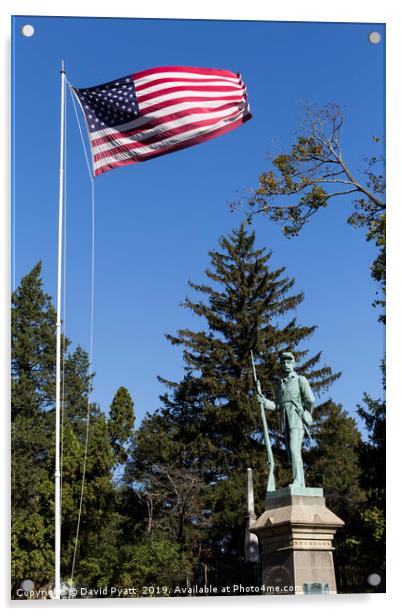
[257,351,314,487]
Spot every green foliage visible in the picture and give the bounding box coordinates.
[360,506,385,544]
[357,363,385,508]
[11,264,58,589]
[11,262,58,417]
[109,386,135,465]
[11,512,53,584]
[118,535,195,591]
[11,263,135,596]
[306,400,364,518]
[354,363,385,575]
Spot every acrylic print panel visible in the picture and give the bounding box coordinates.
[11,15,385,599]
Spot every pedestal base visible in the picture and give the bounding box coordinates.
[251,488,344,595]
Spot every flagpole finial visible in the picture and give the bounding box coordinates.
[61,60,65,74]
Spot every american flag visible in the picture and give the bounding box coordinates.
[73,65,251,177]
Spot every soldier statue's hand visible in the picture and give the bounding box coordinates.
[303,410,313,426]
[256,393,266,406]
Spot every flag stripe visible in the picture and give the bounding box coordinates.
[136,78,244,96]
[136,84,243,104]
[133,65,239,81]
[139,92,243,112]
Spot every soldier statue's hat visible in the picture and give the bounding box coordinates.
[279,351,295,361]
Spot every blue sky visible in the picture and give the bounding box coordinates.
[12,16,385,433]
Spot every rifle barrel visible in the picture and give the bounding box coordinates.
[250,349,276,491]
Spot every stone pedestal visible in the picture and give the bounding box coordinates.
[250,486,344,595]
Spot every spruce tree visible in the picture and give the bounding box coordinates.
[129,224,340,565]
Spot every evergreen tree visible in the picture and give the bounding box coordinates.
[356,363,385,509]
[305,400,364,519]
[11,263,59,588]
[63,410,120,589]
[109,386,135,465]
[11,262,57,420]
[62,345,93,440]
[11,263,134,595]
[354,362,386,580]
[128,224,341,566]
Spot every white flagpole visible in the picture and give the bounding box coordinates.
[55,59,66,601]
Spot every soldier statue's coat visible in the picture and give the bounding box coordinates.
[275,373,314,434]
